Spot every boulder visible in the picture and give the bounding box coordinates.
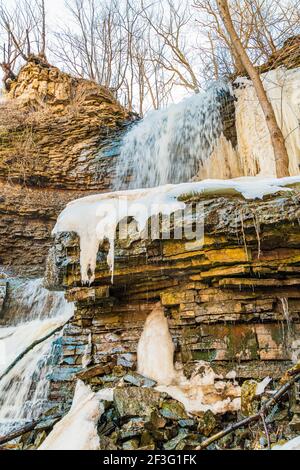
[114,387,163,417]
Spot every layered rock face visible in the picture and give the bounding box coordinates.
[0,59,237,276]
[46,187,300,406]
[0,59,135,276]
[1,38,300,276]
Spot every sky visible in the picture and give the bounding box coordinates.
[4,0,70,26]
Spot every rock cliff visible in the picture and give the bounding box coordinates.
[1,47,300,450]
[47,186,300,391]
[41,184,300,449]
[0,59,136,276]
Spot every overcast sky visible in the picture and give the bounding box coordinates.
[5,0,70,25]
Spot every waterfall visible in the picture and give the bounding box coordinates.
[1,278,71,324]
[114,81,233,190]
[114,67,300,190]
[280,297,300,364]
[0,279,73,434]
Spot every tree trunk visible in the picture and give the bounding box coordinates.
[217,0,290,178]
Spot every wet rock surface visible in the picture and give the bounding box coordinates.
[38,188,300,450]
[1,360,299,450]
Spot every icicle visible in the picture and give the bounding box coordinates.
[234,67,300,177]
[53,176,300,285]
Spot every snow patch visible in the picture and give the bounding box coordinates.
[39,381,110,450]
[273,435,300,450]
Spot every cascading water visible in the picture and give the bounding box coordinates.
[1,278,71,324]
[114,67,300,190]
[114,81,233,190]
[0,279,73,434]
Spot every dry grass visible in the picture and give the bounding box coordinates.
[0,100,41,184]
[65,81,89,117]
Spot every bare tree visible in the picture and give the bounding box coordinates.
[51,0,179,115]
[194,0,300,81]
[0,30,18,90]
[1,0,299,115]
[140,0,200,93]
[0,0,48,89]
[216,0,290,177]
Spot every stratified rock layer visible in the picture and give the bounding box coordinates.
[0,59,136,275]
[46,188,300,405]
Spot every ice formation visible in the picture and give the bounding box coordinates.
[156,366,241,415]
[273,436,300,451]
[53,176,300,284]
[235,67,300,177]
[255,377,272,396]
[114,67,300,186]
[196,133,242,180]
[39,381,113,450]
[137,303,177,386]
[114,82,232,189]
[0,279,73,433]
[137,303,241,415]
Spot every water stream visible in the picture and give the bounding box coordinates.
[114,67,300,189]
[0,279,73,434]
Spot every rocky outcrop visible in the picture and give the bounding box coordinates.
[40,186,300,450]
[46,188,300,403]
[0,59,136,275]
[258,35,300,74]
[1,60,134,189]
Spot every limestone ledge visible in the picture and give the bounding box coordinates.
[46,190,300,403]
